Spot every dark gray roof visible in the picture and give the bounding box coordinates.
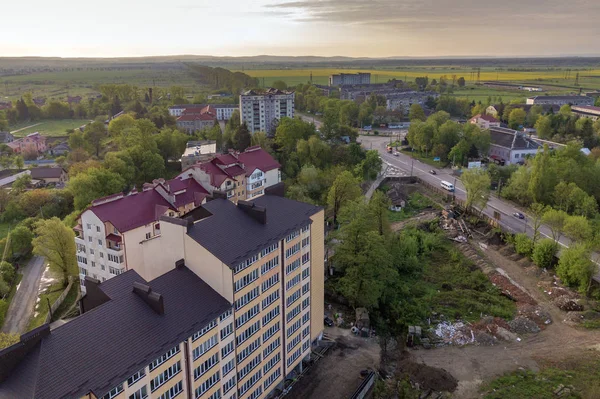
[188,196,321,268]
[29,167,66,179]
[0,266,231,399]
[490,127,541,151]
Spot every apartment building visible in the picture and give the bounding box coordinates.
[0,192,325,399]
[178,146,281,202]
[329,72,371,86]
[170,104,238,120]
[74,177,210,292]
[240,89,295,134]
[526,95,594,106]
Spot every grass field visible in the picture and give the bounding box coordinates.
[10,119,89,137]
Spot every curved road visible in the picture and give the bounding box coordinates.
[359,135,599,282]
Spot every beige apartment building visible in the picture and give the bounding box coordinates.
[0,192,325,399]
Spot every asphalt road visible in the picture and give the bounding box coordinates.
[2,256,45,334]
[358,135,600,281]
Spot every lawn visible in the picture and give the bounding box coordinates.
[400,149,450,168]
[11,119,89,137]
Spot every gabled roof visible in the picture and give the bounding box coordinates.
[0,266,231,399]
[471,114,498,123]
[29,167,66,179]
[490,127,542,151]
[187,195,321,267]
[237,146,281,175]
[168,177,209,208]
[176,113,215,122]
[213,153,239,166]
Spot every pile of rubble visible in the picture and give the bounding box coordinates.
[538,280,585,312]
[433,321,475,346]
[490,274,537,305]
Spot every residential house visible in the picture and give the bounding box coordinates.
[181,140,217,170]
[526,95,594,106]
[571,106,600,121]
[29,167,68,185]
[0,192,325,399]
[176,112,217,134]
[488,127,541,165]
[240,89,295,134]
[486,103,560,118]
[47,142,71,156]
[6,132,47,156]
[74,177,209,292]
[469,114,501,129]
[0,131,14,144]
[169,104,237,121]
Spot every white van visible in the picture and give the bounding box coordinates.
[441,180,454,192]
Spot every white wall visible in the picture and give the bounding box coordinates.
[264,169,281,188]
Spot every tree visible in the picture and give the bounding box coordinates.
[541,208,568,243]
[68,168,126,210]
[11,174,31,193]
[108,114,136,136]
[14,156,24,170]
[233,123,252,152]
[408,104,426,122]
[529,203,545,244]
[563,215,593,243]
[68,131,86,150]
[514,233,534,257]
[32,218,77,287]
[271,80,287,91]
[83,121,106,157]
[250,131,271,152]
[556,243,595,294]
[532,239,557,269]
[559,104,572,116]
[10,225,33,256]
[461,168,491,213]
[274,117,316,156]
[508,108,527,130]
[153,128,188,163]
[534,115,553,139]
[369,191,391,236]
[327,171,362,225]
[0,261,15,284]
[357,150,382,180]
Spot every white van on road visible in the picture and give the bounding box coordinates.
[441,180,454,192]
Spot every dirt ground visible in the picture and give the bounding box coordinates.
[286,327,381,399]
[414,243,600,398]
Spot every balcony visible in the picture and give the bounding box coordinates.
[75,236,86,247]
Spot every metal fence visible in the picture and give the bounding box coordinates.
[349,371,376,399]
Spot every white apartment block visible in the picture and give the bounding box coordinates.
[240,89,295,134]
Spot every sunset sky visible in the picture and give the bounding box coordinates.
[2,0,599,57]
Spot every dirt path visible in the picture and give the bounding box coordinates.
[10,123,43,134]
[2,256,45,334]
[414,244,600,398]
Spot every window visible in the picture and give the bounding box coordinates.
[91,261,95,268]
[302,282,310,295]
[193,320,217,341]
[286,305,301,323]
[238,370,262,396]
[248,386,263,399]
[101,264,106,271]
[261,256,279,274]
[286,274,301,291]
[194,371,220,398]
[237,336,261,363]
[287,320,302,341]
[238,353,261,380]
[98,239,103,246]
[222,358,235,377]
[261,243,278,257]
[287,347,302,367]
[262,306,280,325]
[302,325,310,339]
[301,225,309,233]
[102,384,124,399]
[235,254,259,274]
[194,353,219,380]
[302,237,310,248]
[221,341,235,358]
[234,269,259,292]
[237,320,261,345]
[302,252,310,265]
[220,322,233,340]
[128,386,148,399]
[302,267,310,280]
[286,289,301,307]
[235,287,259,310]
[109,266,123,275]
[302,297,310,310]
[207,390,221,399]
[158,380,183,399]
[220,309,232,321]
[90,248,94,255]
[264,367,281,390]
[262,322,280,342]
[87,223,91,230]
[285,259,301,275]
[96,226,101,232]
[223,374,236,394]
[149,345,180,371]
[236,304,260,329]
[77,256,87,265]
[302,311,310,324]
[263,352,280,375]
[88,236,92,242]
[127,368,146,386]
[192,334,218,360]
[261,273,279,293]
[79,266,88,276]
[262,289,279,309]
[303,339,310,352]
[285,230,299,243]
[100,252,104,258]
[285,243,300,259]
[150,361,180,392]
[145,233,151,240]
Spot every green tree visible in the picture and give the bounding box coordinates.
[369,191,391,236]
[556,243,595,294]
[559,104,571,116]
[108,114,136,136]
[541,208,568,242]
[14,156,24,170]
[529,203,545,244]
[327,171,362,225]
[508,108,527,129]
[532,239,557,269]
[233,123,252,152]
[68,168,126,210]
[11,174,31,193]
[514,233,534,257]
[357,150,382,180]
[534,115,553,139]
[564,215,593,242]
[457,77,466,87]
[83,121,106,157]
[68,131,86,150]
[271,80,287,90]
[461,168,491,213]
[0,261,16,284]
[274,117,316,156]
[10,225,33,256]
[408,104,426,122]
[32,218,77,287]
[154,128,188,163]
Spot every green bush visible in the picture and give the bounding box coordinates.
[514,233,534,257]
[532,239,557,269]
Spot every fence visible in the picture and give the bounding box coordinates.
[44,277,74,324]
[349,371,376,399]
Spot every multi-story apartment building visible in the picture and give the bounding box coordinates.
[170,104,238,120]
[0,192,325,399]
[240,89,294,134]
[178,146,281,202]
[329,72,371,86]
[74,177,210,292]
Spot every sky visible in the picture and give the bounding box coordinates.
[1,0,600,58]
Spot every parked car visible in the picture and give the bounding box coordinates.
[513,212,525,219]
[324,317,334,327]
[393,152,399,156]
[429,170,436,175]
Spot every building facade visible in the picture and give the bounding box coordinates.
[329,73,371,86]
[176,113,217,134]
[469,114,501,129]
[571,105,600,121]
[0,131,14,144]
[6,132,47,156]
[526,95,595,106]
[240,89,295,134]
[488,127,541,165]
[0,193,325,399]
[170,104,238,120]
[385,91,439,111]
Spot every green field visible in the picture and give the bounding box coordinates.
[10,119,89,137]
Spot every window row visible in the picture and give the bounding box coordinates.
[195,371,220,398]
[261,256,279,274]
[286,274,301,291]
[235,287,259,310]
[264,367,281,391]
[237,320,261,346]
[192,334,218,360]
[263,337,280,359]
[194,352,219,380]
[286,304,301,323]
[287,319,302,340]
[238,369,262,396]
[285,243,300,259]
[262,321,280,342]
[238,336,261,363]
[285,230,299,243]
[285,259,301,275]
[262,272,279,293]
[149,345,180,371]
[193,320,217,341]
[262,289,279,309]
[238,353,261,380]
[236,304,260,329]
[263,352,280,375]
[150,361,180,392]
[158,380,182,399]
[234,268,259,292]
[263,306,280,326]
[286,289,301,307]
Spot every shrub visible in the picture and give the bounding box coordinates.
[514,233,534,257]
[0,262,15,284]
[532,239,557,269]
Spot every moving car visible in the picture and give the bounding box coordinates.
[324,317,334,327]
[513,212,525,219]
[393,152,399,156]
[429,170,436,175]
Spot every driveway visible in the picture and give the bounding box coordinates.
[2,256,45,334]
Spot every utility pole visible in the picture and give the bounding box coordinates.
[453,177,457,202]
[497,177,503,195]
[410,159,414,177]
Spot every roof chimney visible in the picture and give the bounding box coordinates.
[237,200,267,224]
[132,282,165,315]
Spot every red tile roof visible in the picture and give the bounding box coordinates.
[168,177,209,207]
[471,114,499,123]
[177,113,215,122]
[223,165,246,177]
[213,154,238,165]
[237,146,281,175]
